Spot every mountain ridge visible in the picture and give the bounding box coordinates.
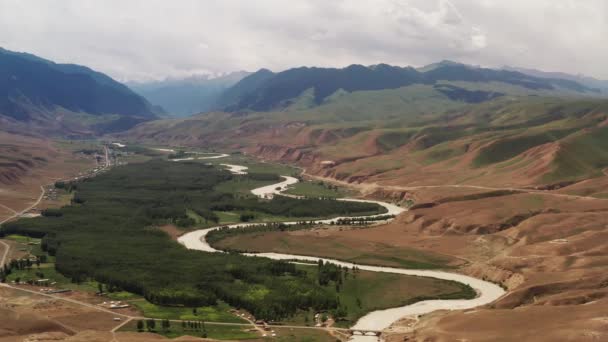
[221,62,601,112]
[502,65,608,93]
[0,47,159,136]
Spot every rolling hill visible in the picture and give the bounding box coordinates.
[120,68,608,188]
[0,47,158,136]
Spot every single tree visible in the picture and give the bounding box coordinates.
[146,319,156,331]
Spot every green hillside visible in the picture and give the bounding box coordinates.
[122,77,608,186]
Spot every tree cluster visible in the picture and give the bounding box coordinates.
[0,160,378,320]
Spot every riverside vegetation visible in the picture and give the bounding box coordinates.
[0,159,390,321]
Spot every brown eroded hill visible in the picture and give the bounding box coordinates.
[217,184,608,341]
[0,131,57,185]
[0,132,96,222]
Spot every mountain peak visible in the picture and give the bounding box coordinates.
[418,60,468,72]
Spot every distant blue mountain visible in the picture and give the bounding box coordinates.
[128,71,251,117]
[502,65,608,94]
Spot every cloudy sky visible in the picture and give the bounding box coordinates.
[1,0,606,81]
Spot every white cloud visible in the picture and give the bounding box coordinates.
[471,27,487,49]
[0,0,606,81]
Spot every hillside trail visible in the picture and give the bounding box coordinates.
[303,172,607,201]
[0,240,9,268]
[0,203,17,214]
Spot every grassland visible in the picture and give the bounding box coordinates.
[124,93,608,188]
[120,320,259,340]
[284,180,347,198]
[214,178,281,195]
[53,138,103,153]
[120,320,337,341]
[288,264,474,328]
[212,228,455,269]
[3,234,49,261]
[544,126,608,182]
[4,234,36,244]
[472,128,578,167]
[129,299,246,323]
[5,262,103,293]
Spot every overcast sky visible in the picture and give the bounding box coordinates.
[1,0,606,81]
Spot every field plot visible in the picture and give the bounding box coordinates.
[120,320,259,340]
[202,153,300,176]
[284,180,347,198]
[120,320,341,341]
[130,299,246,323]
[0,286,123,339]
[212,226,458,269]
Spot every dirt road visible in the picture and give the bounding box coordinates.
[304,172,607,202]
[0,240,9,267]
[0,185,45,226]
[0,282,347,336]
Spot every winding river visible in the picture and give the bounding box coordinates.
[173,155,505,341]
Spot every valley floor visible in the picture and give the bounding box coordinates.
[2,142,607,341]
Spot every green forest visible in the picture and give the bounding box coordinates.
[0,160,384,320]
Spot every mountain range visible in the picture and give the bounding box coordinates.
[502,65,608,94]
[218,61,600,112]
[121,60,608,188]
[0,47,158,136]
[2,38,608,342]
[127,61,605,117]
